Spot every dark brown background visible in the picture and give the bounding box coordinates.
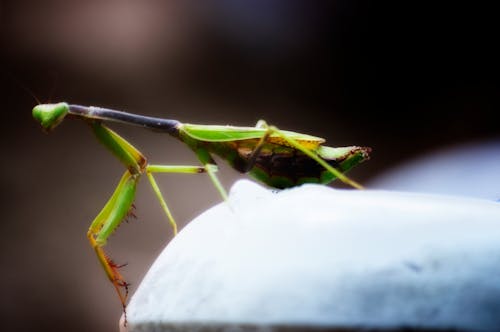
[1,1,499,331]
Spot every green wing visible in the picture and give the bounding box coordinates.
[180,123,325,143]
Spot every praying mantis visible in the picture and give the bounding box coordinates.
[32,102,371,319]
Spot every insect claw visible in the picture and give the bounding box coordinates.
[116,280,130,327]
[116,262,129,269]
[117,280,131,288]
[108,258,128,270]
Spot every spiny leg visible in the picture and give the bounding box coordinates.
[88,122,228,322]
[250,120,364,189]
[88,121,147,324]
[145,164,221,235]
[87,170,139,317]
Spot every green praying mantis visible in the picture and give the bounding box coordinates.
[32,102,371,318]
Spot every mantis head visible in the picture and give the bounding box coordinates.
[32,102,69,131]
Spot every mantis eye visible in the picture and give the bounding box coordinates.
[32,102,69,131]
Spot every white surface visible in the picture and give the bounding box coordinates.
[124,180,500,331]
[369,139,500,200]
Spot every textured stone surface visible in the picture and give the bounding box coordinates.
[122,180,500,332]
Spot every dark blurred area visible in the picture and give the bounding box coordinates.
[1,1,499,331]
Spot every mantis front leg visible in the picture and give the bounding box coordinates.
[87,122,146,315]
[87,170,139,314]
[87,122,221,321]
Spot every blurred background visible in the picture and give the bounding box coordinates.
[1,1,499,331]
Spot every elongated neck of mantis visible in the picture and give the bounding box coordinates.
[68,104,181,136]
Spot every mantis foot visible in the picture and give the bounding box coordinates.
[106,256,130,325]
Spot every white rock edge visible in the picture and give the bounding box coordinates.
[123,180,500,331]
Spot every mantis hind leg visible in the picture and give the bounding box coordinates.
[248,120,364,189]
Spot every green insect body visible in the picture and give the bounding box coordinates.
[178,129,369,189]
[32,102,371,323]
